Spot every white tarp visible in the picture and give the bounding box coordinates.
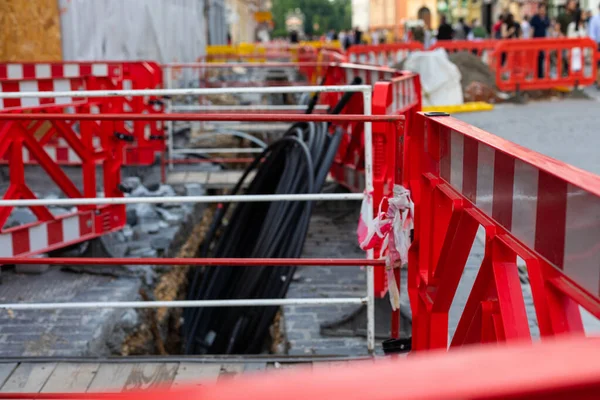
[59,0,219,63]
[402,48,463,106]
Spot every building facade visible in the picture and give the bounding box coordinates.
[352,0,370,31]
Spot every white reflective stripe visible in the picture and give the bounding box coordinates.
[52,79,72,105]
[68,148,80,163]
[0,232,13,257]
[7,64,23,79]
[359,70,367,85]
[475,143,495,216]
[92,64,108,77]
[450,131,464,193]
[345,69,353,84]
[35,64,51,79]
[369,52,376,65]
[0,83,4,109]
[45,146,57,162]
[63,214,80,242]
[18,81,40,107]
[511,160,539,249]
[64,64,79,77]
[29,223,48,252]
[371,70,379,84]
[22,147,30,163]
[564,185,600,296]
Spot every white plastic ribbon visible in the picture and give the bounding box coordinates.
[357,185,414,310]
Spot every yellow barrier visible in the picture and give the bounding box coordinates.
[205,41,341,62]
[421,102,494,114]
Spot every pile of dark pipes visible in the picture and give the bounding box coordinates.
[183,78,361,354]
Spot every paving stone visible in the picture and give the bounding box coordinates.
[15,254,49,275]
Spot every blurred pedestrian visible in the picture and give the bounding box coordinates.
[468,19,488,39]
[437,15,454,41]
[493,14,505,39]
[590,4,600,86]
[353,27,363,45]
[342,30,353,50]
[371,30,379,46]
[530,4,551,77]
[339,30,347,48]
[558,0,578,37]
[521,15,531,38]
[289,30,299,44]
[568,8,588,73]
[501,13,519,39]
[453,18,469,39]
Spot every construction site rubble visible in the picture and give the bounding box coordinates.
[447,52,498,103]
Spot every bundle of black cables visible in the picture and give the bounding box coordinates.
[183,77,362,354]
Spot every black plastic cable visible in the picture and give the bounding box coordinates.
[183,80,360,355]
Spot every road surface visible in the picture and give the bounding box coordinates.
[457,88,600,175]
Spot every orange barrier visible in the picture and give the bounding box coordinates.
[495,38,598,92]
[347,42,424,67]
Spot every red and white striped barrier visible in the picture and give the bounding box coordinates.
[347,43,425,67]
[437,121,600,297]
[406,112,600,351]
[0,61,165,165]
[0,212,95,257]
[0,62,117,80]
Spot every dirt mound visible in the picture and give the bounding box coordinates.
[447,52,496,92]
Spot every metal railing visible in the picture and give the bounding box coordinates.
[0,85,381,354]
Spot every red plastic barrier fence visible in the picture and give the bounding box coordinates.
[0,61,164,165]
[347,42,424,67]
[0,113,125,258]
[323,64,421,299]
[494,38,598,92]
[404,112,600,351]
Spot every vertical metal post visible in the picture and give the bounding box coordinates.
[363,87,375,354]
[166,66,174,171]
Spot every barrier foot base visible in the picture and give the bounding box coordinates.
[508,91,527,104]
[568,88,591,100]
[319,297,412,340]
[382,337,411,354]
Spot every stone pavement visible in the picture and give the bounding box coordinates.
[0,170,205,357]
[284,200,370,356]
[457,93,600,175]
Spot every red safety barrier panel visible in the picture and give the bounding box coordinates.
[404,112,600,351]
[0,114,125,257]
[8,335,599,399]
[322,64,421,298]
[0,61,164,166]
[347,42,424,67]
[495,38,598,92]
